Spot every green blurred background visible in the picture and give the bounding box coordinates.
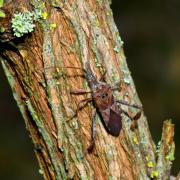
[0,0,179,179]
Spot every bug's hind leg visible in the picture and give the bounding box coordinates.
[88,109,97,153]
[68,97,92,120]
[116,100,142,110]
[117,100,142,130]
[70,89,92,94]
[98,70,107,82]
[130,110,142,130]
[121,108,142,130]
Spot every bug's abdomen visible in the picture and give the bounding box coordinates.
[100,103,122,136]
[108,108,122,136]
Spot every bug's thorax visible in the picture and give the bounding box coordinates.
[92,84,115,110]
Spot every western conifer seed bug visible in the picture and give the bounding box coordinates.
[70,61,142,152]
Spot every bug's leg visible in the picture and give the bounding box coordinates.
[121,108,142,130]
[76,98,92,112]
[99,70,107,82]
[116,100,142,129]
[121,109,132,119]
[88,109,97,153]
[65,66,86,73]
[70,97,92,119]
[70,89,92,95]
[111,81,121,91]
[130,110,142,130]
[116,100,142,109]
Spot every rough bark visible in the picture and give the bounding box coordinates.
[0,0,176,179]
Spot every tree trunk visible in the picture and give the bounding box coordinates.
[0,0,176,179]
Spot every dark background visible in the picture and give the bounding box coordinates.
[0,0,179,179]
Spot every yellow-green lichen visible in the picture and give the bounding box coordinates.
[31,1,45,20]
[94,57,101,67]
[0,0,4,7]
[147,161,154,168]
[106,10,113,17]
[11,12,35,37]
[113,33,123,54]
[111,68,119,82]
[145,155,150,161]
[41,11,48,19]
[145,155,155,168]
[0,0,5,17]
[0,27,5,33]
[38,169,44,175]
[50,23,57,30]
[133,136,139,145]
[122,68,131,85]
[0,9,5,18]
[156,141,161,153]
[31,1,57,31]
[113,45,120,53]
[165,143,175,162]
[150,170,159,178]
[0,0,5,33]
[11,1,56,37]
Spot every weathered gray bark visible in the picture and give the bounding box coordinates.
[0,0,176,179]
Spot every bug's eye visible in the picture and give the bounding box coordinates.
[101,93,108,99]
[101,95,105,99]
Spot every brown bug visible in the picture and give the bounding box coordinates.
[70,61,142,151]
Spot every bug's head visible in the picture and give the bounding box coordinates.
[94,84,114,109]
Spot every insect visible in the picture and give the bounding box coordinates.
[70,61,142,151]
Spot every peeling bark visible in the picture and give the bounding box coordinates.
[0,0,176,179]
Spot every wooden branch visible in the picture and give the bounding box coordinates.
[156,120,175,180]
[0,0,177,179]
[175,172,180,180]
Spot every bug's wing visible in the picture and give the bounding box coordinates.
[108,108,122,136]
[101,104,122,136]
